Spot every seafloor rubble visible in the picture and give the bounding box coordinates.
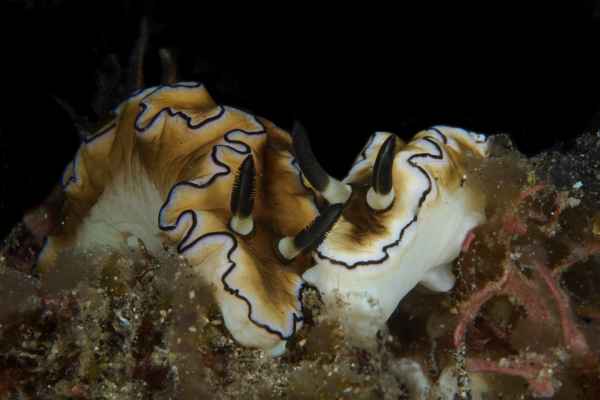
[1,131,600,399]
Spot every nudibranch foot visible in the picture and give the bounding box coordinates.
[419,262,456,292]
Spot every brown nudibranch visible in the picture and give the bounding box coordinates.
[36,81,489,355]
[37,82,321,356]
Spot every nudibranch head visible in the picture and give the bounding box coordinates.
[36,82,330,356]
[301,126,489,338]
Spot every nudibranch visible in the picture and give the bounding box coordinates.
[35,82,335,356]
[297,125,490,338]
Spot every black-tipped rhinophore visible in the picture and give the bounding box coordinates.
[230,155,256,218]
[292,121,330,192]
[128,16,149,91]
[159,48,177,84]
[372,135,396,194]
[294,203,344,252]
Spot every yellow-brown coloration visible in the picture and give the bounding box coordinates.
[37,82,319,355]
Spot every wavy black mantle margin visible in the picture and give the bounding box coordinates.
[177,224,306,341]
[61,122,117,189]
[134,83,226,134]
[39,84,204,265]
[61,83,212,189]
[35,82,308,341]
[315,127,488,269]
[148,87,306,340]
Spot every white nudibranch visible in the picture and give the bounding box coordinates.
[34,78,489,355]
[301,126,489,339]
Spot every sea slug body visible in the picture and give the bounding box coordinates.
[37,82,322,356]
[301,126,489,339]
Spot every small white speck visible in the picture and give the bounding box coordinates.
[567,197,581,208]
[573,181,583,190]
[115,310,130,328]
[188,290,195,300]
[188,326,197,333]
[126,236,139,249]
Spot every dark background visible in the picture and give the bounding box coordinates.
[2,1,600,238]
